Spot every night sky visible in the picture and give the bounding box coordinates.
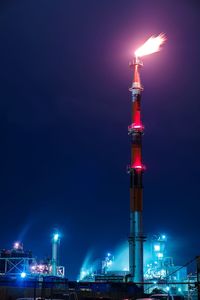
[0,0,200,279]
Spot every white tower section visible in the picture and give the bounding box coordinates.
[52,233,60,276]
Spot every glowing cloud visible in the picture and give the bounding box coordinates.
[135,33,166,58]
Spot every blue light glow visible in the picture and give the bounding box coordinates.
[157,252,163,258]
[108,242,129,272]
[78,249,94,281]
[53,233,59,242]
[154,244,160,252]
[21,272,26,278]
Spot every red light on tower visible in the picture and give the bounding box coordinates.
[128,123,144,134]
[132,164,146,172]
[133,124,143,130]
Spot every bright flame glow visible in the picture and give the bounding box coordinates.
[135,33,166,58]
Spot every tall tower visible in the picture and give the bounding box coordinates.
[128,56,145,283]
[52,233,60,276]
[127,33,166,284]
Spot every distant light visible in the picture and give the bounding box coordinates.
[14,242,20,250]
[53,233,59,242]
[153,281,157,284]
[157,252,163,258]
[107,253,111,257]
[21,272,26,278]
[154,244,160,252]
[162,235,166,239]
[166,286,170,291]
[178,288,181,292]
[154,261,158,264]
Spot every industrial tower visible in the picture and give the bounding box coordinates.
[52,233,60,276]
[128,56,145,283]
[128,33,166,283]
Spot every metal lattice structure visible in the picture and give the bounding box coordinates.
[0,256,35,275]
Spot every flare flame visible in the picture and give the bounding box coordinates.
[135,33,166,58]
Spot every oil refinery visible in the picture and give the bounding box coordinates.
[0,233,64,278]
[0,34,199,300]
[78,234,188,286]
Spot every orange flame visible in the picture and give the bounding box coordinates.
[135,33,166,58]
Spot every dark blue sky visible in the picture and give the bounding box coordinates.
[0,0,200,279]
